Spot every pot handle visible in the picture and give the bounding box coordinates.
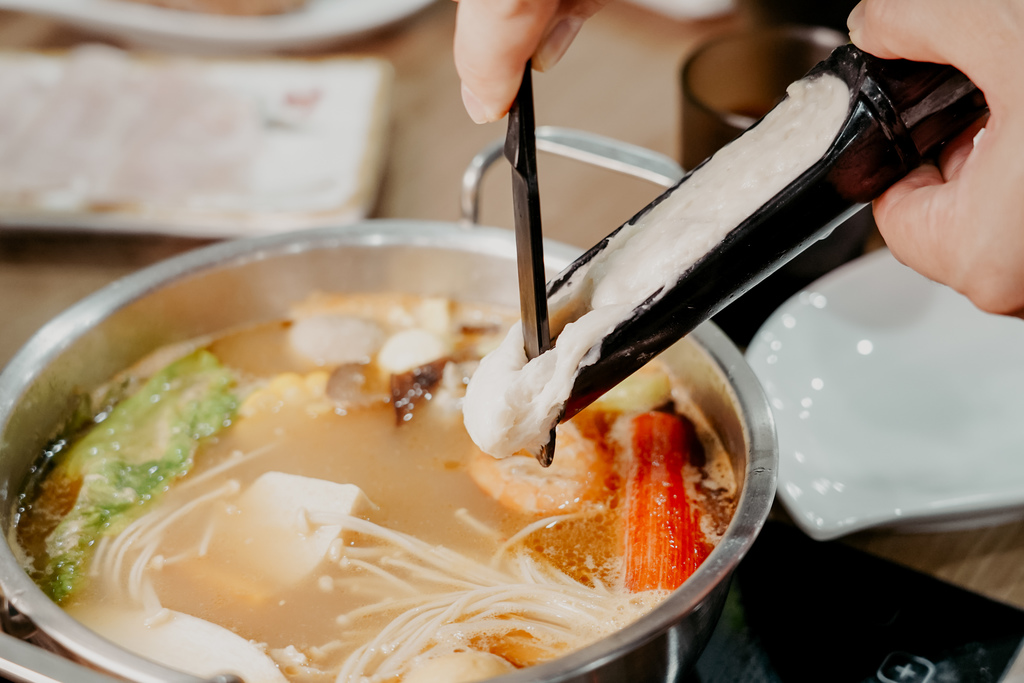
[0,632,116,683]
[0,632,240,683]
[459,126,685,226]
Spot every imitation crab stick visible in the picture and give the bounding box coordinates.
[623,411,708,592]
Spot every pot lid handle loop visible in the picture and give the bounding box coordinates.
[459,126,684,227]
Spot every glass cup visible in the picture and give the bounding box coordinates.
[740,0,862,33]
[680,25,847,171]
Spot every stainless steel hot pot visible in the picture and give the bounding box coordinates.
[0,132,776,683]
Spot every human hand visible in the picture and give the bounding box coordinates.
[453,0,610,124]
[848,0,1024,317]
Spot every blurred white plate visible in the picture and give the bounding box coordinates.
[0,49,391,238]
[0,0,435,53]
[623,0,734,20]
[746,249,1024,541]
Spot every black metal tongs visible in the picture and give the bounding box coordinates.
[505,61,557,466]
[541,46,989,430]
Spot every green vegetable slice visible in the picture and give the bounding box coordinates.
[43,349,237,603]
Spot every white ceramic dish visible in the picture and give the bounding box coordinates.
[0,0,435,53]
[746,248,1024,541]
[0,49,391,238]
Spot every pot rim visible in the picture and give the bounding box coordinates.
[0,219,776,683]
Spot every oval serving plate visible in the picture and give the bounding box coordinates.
[0,0,435,54]
[0,50,391,238]
[746,248,1024,540]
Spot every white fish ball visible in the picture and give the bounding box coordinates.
[401,651,515,683]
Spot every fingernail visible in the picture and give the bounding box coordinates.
[534,17,583,72]
[461,82,491,124]
[847,1,865,41]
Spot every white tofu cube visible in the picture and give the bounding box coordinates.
[414,297,454,337]
[378,328,449,374]
[216,471,369,588]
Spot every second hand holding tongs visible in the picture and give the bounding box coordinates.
[506,61,557,466]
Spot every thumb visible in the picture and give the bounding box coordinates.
[871,163,952,283]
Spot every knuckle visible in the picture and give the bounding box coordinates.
[967,284,1024,317]
[960,262,1024,316]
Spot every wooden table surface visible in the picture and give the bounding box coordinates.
[3,0,1024,661]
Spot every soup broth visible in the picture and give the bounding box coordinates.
[13,293,737,683]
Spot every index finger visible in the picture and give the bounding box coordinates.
[454,0,559,123]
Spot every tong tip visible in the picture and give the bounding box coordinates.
[534,427,556,467]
